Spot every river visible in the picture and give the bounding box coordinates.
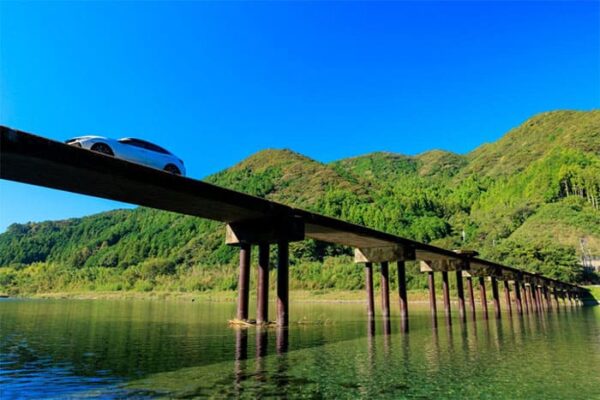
[1,298,599,399]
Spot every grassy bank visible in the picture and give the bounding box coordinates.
[11,289,438,303]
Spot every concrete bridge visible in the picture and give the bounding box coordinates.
[0,126,589,336]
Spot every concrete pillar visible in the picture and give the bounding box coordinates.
[479,276,489,320]
[442,271,452,324]
[529,285,538,313]
[523,283,533,314]
[491,277,501,319]
[544,287,552,311]
[276,241,289,327]
[466,276,476,321]
[380,262,390,319]
[503,280,512,316]
[397,261,409,332]
[236,243,251,321]
[514,281,523,315]
[553,288,560,313]
[536,286,544,312]
[428,271,437,326]
[256,243,270,324]
[456,270,466,323]
[365,262,375,319]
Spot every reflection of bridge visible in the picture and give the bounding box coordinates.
[0,126,589,334]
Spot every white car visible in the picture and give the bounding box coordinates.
[65,136,186,176]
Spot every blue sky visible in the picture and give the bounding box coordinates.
[1,1,599,232]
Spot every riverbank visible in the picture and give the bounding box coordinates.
[9,289,435,303]
[4,285,598,304]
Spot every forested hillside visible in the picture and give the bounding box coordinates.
[1,110,599,295]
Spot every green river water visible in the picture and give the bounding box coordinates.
[0,298,598,399]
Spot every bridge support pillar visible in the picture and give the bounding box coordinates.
[236,243,251,321]
[456,270,466,323]
[491,277,501,319]
[428,271,438,326]
[503,280,512,316]
[544,287,552,311]
[540,286,547,311]
[277,242,289,327]
[479,277,488,320]
[380,262,391,319]
[365,262,375,319]
[256,243,270,324]
[529,285,538,313]
[524,283,531,314]
[514,281,523,315]
[536,286,544,312]
[552,288,560,313]
[397,261,409,332]
[442,271,451,324]
[466,276,476,321]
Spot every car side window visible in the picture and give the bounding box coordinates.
[144,142,170,154]
[121,139,147,150]
[120,138,170,154]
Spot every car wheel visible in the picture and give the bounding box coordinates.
[91,143,114,156]
[164,164,181,175]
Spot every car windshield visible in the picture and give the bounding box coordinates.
[119,138,171,155]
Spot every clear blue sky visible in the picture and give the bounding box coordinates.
[1,1,599,232]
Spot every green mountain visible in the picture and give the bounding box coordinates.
[1,110,599,295]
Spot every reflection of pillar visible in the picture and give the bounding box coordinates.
[491,277,501,319]
[234,329,248,386]
[383,316,391,336]
[365,262,375,319]
[397,261,409,332]
[428,271,438,326]
[479,277,488,320]
[256,243,270,324]
[380,262,390,319]
[466,276,476,321]
[514,281,523,315]
[277,242,289,327]
[255,328,268,382]
[256,328,268,358]
[235,329,248,361]
[503,280,512,316]
[442,271,452,324]
[236,243,251,321]
[367,317,376,337]
[276,325,288,355]
[456,270,466,323]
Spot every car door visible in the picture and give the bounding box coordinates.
[118,139,153,166]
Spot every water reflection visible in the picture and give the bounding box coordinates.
[1,300,599,399]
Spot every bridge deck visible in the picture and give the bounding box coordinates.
[0,126,584,293]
